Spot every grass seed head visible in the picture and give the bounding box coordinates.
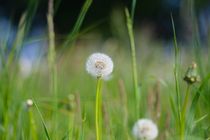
[184,62,200,84]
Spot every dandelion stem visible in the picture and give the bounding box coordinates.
[95,77,103,140]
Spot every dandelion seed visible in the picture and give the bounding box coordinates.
[86,53,113,79]
[132,118,158,140]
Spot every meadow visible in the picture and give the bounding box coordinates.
[0,0,210,140]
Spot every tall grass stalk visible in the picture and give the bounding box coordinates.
[95,78,103,140]
[182,85,190,118]
[28,108,38,140]
[131,0,137,21]
[34,101,51,140]
[125,8,140,119]
[171,14,182,137]
[62,0,92,48]
[118,79,131,140]
[75,93,84,140]
[47,0,58,137]
[181,84,191,140]
[6,13,27,67]
[2,72,10,140]
[68,112,75,140]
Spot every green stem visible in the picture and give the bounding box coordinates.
[182,85,190,117]
[181,84,191,140]
[2,71,10,140]
[68,112,75,140]
[125,9,140,118]
[171,14,182,136]
[131,0,137,21]
[29,109,38,140]
[95,77,102,140]
[47,0,58,137]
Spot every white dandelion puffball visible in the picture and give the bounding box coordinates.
[26,99,33,107]
[132,118,158,140]
[86,53,113,78]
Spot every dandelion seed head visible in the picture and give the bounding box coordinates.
[26,99,33,107]
[132,118,158,140]
[86,53,113,79]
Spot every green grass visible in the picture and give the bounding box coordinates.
[0,1,210,140]
[0,39,210,140]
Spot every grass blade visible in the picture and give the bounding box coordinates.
[171,13,182,132]
[34,101,51,140]
[62,0,92,48]
[193,114,208,125]
[7,1,38,66]
[131,0,137,21]
[186,73,210,133]
[125,8,140,119]
[169,93,177,120]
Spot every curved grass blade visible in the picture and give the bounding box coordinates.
[186,73,210,133]
[131,0,137,21]
[171,13,181,129]
[193,114,208,126]
[62,0,92,48]
[7,0,38,66]
[169,93,177,120]
[34,101,51,140]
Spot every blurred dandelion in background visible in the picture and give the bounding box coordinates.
[132,118,158,140]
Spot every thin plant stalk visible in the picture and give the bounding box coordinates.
[95,77,103,140]
[68,112,75,140]
[118,79,131,140]
[131,0,137,21]
[47,0,58,137]
[125,8,140,118]
[34,101,51,140]
[181,84,191,140]
[62,0,92,48]
[2,71,10,140]
[182,85,191,118]
[28,108,38,140]
[171,14,182,135]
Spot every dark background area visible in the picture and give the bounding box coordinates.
[0,0,210,42]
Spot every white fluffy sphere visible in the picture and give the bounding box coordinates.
[132,118,158,140]
[86,53,113,79]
